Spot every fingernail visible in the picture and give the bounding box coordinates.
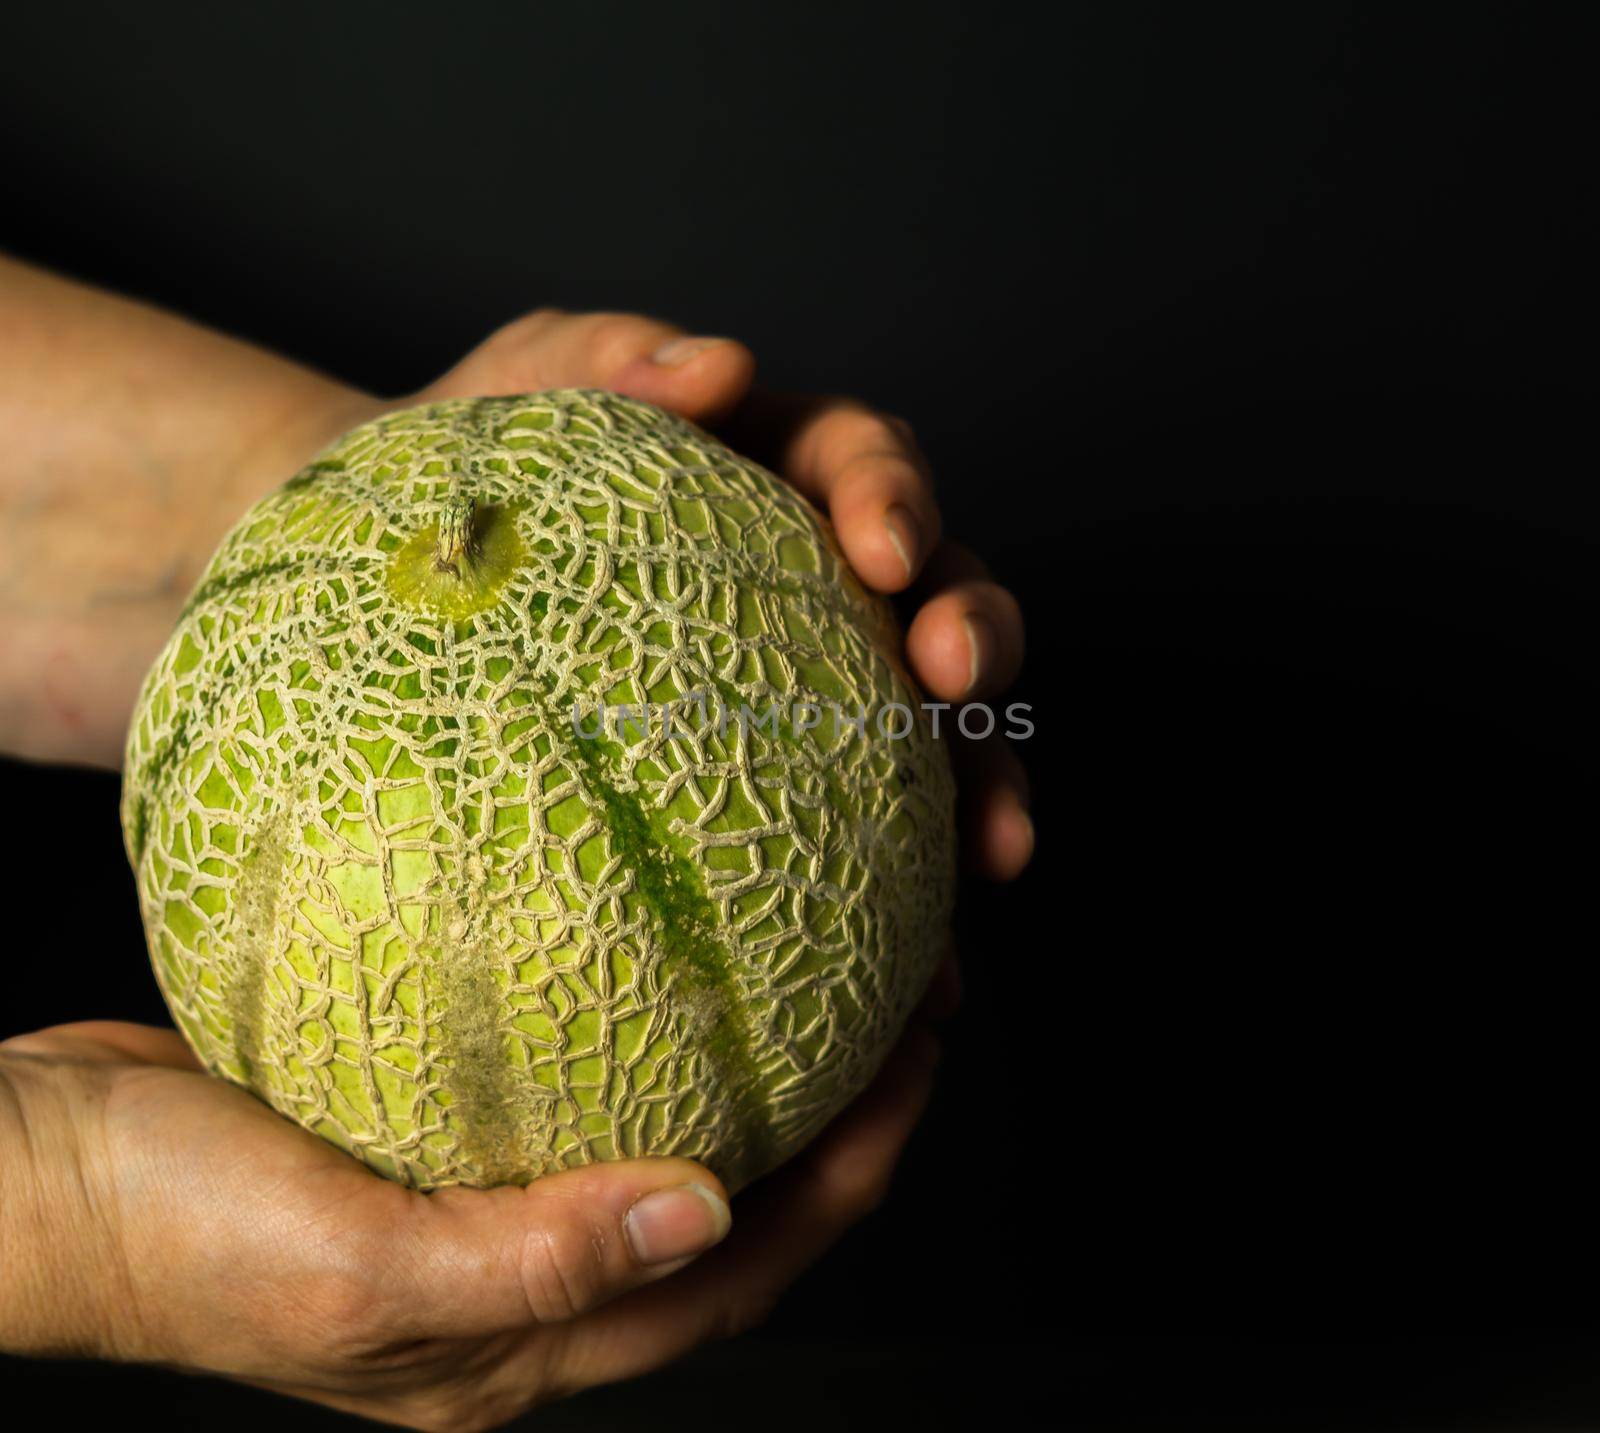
[653,335,729,367]
[962,613,994,695]
[884,504,921,581]
[625,1183,731,1266]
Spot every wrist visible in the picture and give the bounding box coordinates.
[214,379,381,531]
[0,1044,142,1360]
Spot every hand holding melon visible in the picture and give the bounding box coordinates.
[1,278,1029,1427]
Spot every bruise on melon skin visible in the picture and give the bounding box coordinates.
[120,390,956,1191]
[224,809,291,1085]
[434,930,540,1187]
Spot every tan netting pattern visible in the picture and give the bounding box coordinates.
[122,390,954,1191]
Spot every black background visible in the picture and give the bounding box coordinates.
[3,2,1598,1428]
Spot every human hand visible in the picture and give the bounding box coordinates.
[0,1013,940,1428]
[0,285,1020,1426]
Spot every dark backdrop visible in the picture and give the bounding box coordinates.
[3,3,1597,1428]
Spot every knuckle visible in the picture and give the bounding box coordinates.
[578,311,659,363]
[820,410,931,491]
[518,1216,609,1322]
[836,447,922,491]
[832,406,901,452]
[486,308,565,350]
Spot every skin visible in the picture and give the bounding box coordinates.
[0,253,1029,1429]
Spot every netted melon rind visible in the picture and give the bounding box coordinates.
[121,390,954,1191]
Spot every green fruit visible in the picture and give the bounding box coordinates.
[121,390,954,1191]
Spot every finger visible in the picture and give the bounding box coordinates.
[551,1026,940,1390]
[422,309,756,425]
[729,393,941,592]
[902,539,1026,698]
[954,735,1034,881]
[384,1157,731,1336]
[0,1020,202,1070]
[898,536,1029,875]
[905,579,1025,701]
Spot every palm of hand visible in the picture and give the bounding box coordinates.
[15,1016,936,1429]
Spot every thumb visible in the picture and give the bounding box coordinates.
[385,1158,732,1335]
[418,309,756,425]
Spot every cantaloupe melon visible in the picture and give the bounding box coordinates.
[122,390,954,1191]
